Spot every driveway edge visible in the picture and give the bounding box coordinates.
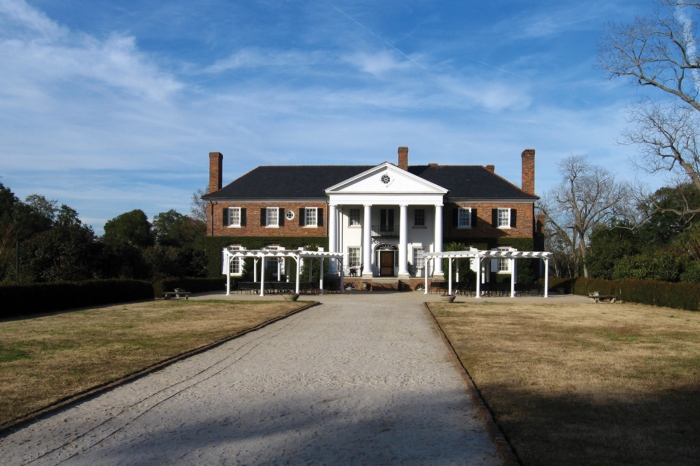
[0,301,320,437]
[423,303,521,466]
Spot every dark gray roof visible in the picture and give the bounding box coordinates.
[202,164,537,201]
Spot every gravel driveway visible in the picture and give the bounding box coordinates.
[1,292,502,465]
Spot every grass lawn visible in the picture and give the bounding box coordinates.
[428,301,700,466]
[0,299,309,427]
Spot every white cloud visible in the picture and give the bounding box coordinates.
[343,50,415,76]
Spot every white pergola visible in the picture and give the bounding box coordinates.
[223,247,345,296]
[421,250,552,298]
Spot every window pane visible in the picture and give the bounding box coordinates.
[348,247,360,267]
[458,207,471,227]
[230,207,240,226]
[306,207,317,226]
[415,209,425,226]
[350,208,360,226]
[267,208,278,226]
[498,208,509,227]
[413,248,425,268]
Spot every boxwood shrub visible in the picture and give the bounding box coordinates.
[0,279,154,319]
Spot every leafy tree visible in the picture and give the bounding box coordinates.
[152,209,205,248]
[103,209,154,248]
[97,238,151,280]
[21,218,101,282]
[612,252,681,282]
[587,223,642,280]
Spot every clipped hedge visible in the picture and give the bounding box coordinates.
[154,277,228,297]
[539,276,700,311]
[0,279,154,319]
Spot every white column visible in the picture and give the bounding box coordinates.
[424,258,430,294]
[226,255,231,296]
[362,204,372,277]
[544,257,549,298]
[510,257,516,298]
[448,258,453,295]
[295,256,300,294]
[398,204,409,277]
[475,257,482,298]
[319,258,324,295]
[434,204,444,277]
[259,256,265,297]
[277,257,281,282]
[328,204,338,275]
[253,258,258,282]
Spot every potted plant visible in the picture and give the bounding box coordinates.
[283,292,300,301]
[440,293,456,303]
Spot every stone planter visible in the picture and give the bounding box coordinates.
[283,293,300,302]
[440,295,456,303]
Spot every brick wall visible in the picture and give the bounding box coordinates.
[443,202,534,240]
[209,201,328,238]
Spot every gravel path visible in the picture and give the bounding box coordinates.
[1,293,504,465]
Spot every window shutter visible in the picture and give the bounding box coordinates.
[241,208,246,226]
[471,208,477,227]
[510,209,517,227]
[318,207,323,226]
[260,208,266,226]
[299,208,305,226]
[492,209,498,227]
[279,208,285,226]
[452,208,458,227]
[223,208,229,226]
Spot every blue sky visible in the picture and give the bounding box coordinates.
[0,0,663,233]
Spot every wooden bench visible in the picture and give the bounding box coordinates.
[589,292,617,303]
[163,290,190,300]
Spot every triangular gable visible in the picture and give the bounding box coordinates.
[325,162,448,194]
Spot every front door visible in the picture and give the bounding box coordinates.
[380,251,394,276]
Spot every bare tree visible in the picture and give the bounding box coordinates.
[538,155,631,278]
[189,188,208,224]
[598,1,700,211]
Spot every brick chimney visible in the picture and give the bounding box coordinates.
[522,149,535,195]
[485,165,495,173]
[398,146,409,170]
[209,152,223,193]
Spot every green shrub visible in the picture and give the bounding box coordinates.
[0,279,154,318]
[680,261,700,283]
[612,252,681,282]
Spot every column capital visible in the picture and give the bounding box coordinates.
[363,203,373,207]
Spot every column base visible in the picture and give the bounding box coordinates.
[432,272,445,281]
[361,273,374,279]
[398,273,410,279]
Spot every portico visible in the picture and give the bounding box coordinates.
[325,163,448,280]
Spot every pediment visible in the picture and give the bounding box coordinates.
[325,163,448,194]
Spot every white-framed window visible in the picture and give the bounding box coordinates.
[458,207,471,228]
[497,208,510,228]
[285,209,295,221]
[266,207,279,227]
[228,246,243,275]
[495,247,512,273]
[414,209,425,226]
[349,208,361,226]
[413,247,425,269]
[229,207,241,227]
[348,247,361,267]
[305,207,318,227]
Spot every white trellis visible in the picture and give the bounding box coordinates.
[421,250,553,298]
[223,247,345,296]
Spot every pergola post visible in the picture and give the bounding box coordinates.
[254,258,258,282]
[475,256,482,298]
[294,255,300,294]
[448,258,453,295]
[226,253,231,296]
[510,257,516,298]
[544,257,549,298]
[424,258,430,294]
[319,258,324,295]
[259,255,265,297]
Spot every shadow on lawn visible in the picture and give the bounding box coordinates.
[477,382,700,466]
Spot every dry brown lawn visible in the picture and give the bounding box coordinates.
[428,300,700,466]
[0,299,308,427]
